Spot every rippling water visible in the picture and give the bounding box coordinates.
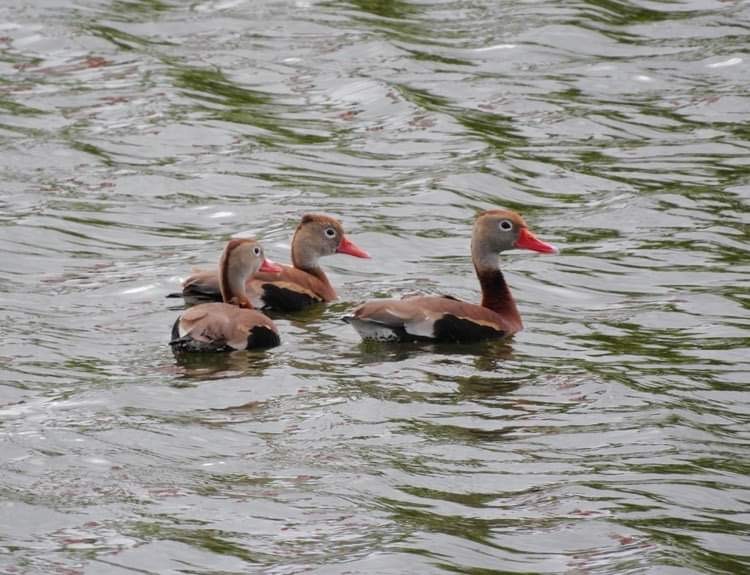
[1,0,749,573]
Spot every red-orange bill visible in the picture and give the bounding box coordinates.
[514,228,558,254]
[336,235,370,258]
[259,258,283,273]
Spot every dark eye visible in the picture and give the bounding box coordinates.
[324,227,336,238]
[253,246,261,256]
[499,220,513,231]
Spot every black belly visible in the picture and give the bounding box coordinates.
[261,283,321,312]
[246,325,280,349]
[432,314,506,343]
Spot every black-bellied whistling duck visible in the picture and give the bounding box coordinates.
[175,214,370,311]
[170,239,283,352]
[343,209,558,343]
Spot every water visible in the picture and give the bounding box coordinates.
[1,0,748,573]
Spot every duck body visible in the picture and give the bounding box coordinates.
[169,238,282,353]
[179,264,331,310]
[344,294,518,343]
[344,209,557,344]
[170,302,280,352]
[248,263,333,311]
[174,214,368,311]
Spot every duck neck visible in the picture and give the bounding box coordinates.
[291,236,336,299]
[219,260,254,309]
[472,244,521,324]
[302,264,336,300]
[291,232,319,273]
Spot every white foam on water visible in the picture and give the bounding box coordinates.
[707,57,742,68]
[473,44,517,52]
[120,284,156,295]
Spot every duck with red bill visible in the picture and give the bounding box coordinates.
[344,209,558,343]
[170,238,281,352]
[173,213,370,312]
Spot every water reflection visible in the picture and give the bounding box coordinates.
[349,338,515,364]
[170,349,274,382]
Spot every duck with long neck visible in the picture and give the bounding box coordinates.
[470,214,523,332]
[286,216,339,300]
[219,238,257,309]
[170,238,283,352]
[248,213,370,311]
[175,213,369,312]
[343,209,557,343]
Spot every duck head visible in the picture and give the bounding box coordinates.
[471,209,558,270]
[219,238,282,307]
[291,213,370,269]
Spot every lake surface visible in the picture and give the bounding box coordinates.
[1,0,749,573]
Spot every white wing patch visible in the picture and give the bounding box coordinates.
[403,317,435,338]
[348,319,401,342]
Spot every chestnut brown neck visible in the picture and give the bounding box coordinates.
[472,248,522,330]
[475,266,521,322]
[470,232,520,324]
[306,266,337,301]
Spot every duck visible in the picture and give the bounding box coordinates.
[174,214,370,312]
[170,238,283,352]
[343,209,558,343]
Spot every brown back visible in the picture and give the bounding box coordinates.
[353,295,522,337]
[178,302,278,350]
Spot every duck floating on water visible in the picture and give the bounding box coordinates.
[343,209,557,343]
[175,214,369,312]
[170,238,282,352]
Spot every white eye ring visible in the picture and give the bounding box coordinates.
[499,220,513,231]
[253,246,261,256]
[324,227,336,238]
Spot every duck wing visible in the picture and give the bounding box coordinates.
[344,296,517,343]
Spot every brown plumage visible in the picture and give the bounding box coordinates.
[170,239,282,352]
[343,209,558,343]
[174,214,369,312]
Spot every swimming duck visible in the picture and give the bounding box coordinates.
[176,214,369,311]
[170,238,282,352]
[343,209,557,343]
